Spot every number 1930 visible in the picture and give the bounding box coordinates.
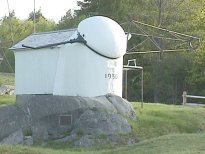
[105,73,118,79]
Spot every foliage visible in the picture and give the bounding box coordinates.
[35,16,56,33]
[76,0,140,22]
[184,1,205,97]
[0,11,56,73]
[28,9,45,22]
[57,10,86,30]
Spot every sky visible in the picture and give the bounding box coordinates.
[0,0,79,22]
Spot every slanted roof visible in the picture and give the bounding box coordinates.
[11,29,76,50]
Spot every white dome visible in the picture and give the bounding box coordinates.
[78,16,127,59]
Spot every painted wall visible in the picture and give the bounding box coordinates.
[53,44,123,97]
[15,44,123,97]
[14,48,59,94]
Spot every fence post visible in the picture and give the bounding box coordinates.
[182,91,187,105]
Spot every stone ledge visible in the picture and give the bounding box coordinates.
[0,94,137,147]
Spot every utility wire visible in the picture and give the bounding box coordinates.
[132,21,162,51]
[127,38,149,52]
[129,32,186,42]
[132,20,199,40]
[124,20,200,55]
[125,49,190,55]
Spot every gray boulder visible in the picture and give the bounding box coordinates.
[0,105,27,141]
[0,130,23,145]
[72,110,131,135]
[0,94,137,146]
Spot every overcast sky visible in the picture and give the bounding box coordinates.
[0,0,79,22]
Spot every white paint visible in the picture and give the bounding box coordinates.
[53,44,123,97]
[14,48,59,94]
[78,16,127,58]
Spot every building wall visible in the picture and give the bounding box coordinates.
[14,48,59,94]
[53,43,123,97]
[15,44,123,97]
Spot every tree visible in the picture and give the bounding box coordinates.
[76,0,140,22]
[185,0,205,98]
[28,9,45,22]
[57,9,85,30]
[35,16,56,32]
[0,12,56,73]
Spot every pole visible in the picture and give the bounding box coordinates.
[141,69,144,108]
[33,0,36,33]
[182,91,187,105]
[6,0,14,44]
[125,70,128,99]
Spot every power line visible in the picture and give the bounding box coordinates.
[128,32,186,42]
[123,20,200,55]
[132,20,199,40]
[125,49,190,55]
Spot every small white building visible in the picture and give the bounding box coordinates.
[11,16,127,97]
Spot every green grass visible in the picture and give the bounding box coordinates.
[0,90,205,153]
[0,95,16,106]
[104,133,205,154]
[0,73,15,106]
[0,73,15,85]
[0,103,205,153]
[0,133,205,154]
[131,103,205,140]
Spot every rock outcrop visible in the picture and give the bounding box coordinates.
[0,94,137,147]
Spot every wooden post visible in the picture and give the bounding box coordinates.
[141,69,143,108]
[124,70,128,100]
[182,91,187,105]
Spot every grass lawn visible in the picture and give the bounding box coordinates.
[0,103,205,153]
[131,103,205,140]
[0,133,205,154]
[0,73,15,85]
[0,73,15,106]
[104,133,205,154]
[0,95,16,106]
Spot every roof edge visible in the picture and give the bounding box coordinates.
[10,28,77,51]
[31,28,77,36]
